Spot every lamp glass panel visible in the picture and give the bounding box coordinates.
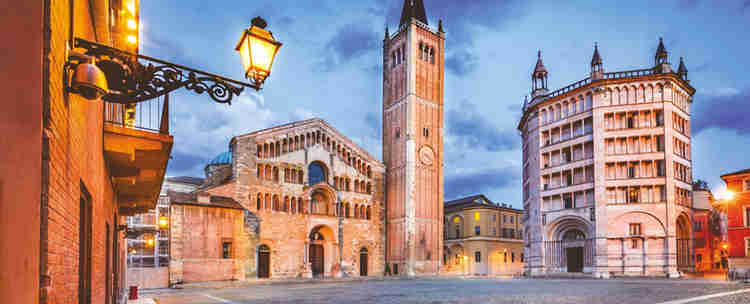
[249,36,276,74]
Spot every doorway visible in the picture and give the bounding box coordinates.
[566,247,584,273]
[258,245,270,278]
[360,248,368,276]
[310,244,324,277]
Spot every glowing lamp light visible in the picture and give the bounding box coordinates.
[235,16,282,87]
[158,216,169,229]
[126,35,137,45]
[715,188,735,201]
[146,237,154,247]
[722,243,729,250]
[127,19,138,30]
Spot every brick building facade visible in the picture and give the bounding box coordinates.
[720,169,750,278]
[518,40,696,278]
[1,0,173,303]
[443,195,524,276]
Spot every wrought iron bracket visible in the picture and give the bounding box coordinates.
[72,38,259,104]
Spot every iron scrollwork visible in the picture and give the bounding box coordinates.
[74,38,257,104]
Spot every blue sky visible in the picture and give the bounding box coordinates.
[141,0,750,208]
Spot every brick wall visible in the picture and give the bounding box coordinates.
[126,267,168,289]
[40,1,128,303]
[169,204,248,283]
[0,0,43,303]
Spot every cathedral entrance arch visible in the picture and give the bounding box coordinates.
[545,216,593,273]
[309,225,334,277]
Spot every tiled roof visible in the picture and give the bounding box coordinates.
[166,176,205,186]
[721,168,750,178]
[444,194,522,212]
[167,190,244,210]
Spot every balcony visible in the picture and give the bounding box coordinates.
[104,99,173,216]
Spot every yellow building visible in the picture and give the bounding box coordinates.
[443,195,524,276]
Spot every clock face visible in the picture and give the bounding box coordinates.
[419,146,435,166]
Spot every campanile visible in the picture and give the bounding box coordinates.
[383,0,445,275]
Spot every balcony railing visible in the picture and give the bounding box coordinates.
[104,95,169,134]
[602,68,655,80]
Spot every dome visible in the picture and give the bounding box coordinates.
[208,151,232,166]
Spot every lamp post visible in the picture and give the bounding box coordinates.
[66,17,281,104]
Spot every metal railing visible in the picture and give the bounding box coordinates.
[603,68,656,80]
[104,94,169,134]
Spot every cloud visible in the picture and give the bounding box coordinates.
[445,166,519,200]
[382,0,529,75]
[319,23,380,71]
[445,50,479,76]
[167,93,278,177]
[446,100,519,152]
[692,87,750,135]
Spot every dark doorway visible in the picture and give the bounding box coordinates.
[258,245,270,278]
[360,248,368,276]
[79,185,92,304]
[566,247,584,273]
[310,244,324,277]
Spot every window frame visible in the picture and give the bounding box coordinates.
[475,251,481,263]
[629,223,642,236]
[745,237,750,257]
[222,240,233,259]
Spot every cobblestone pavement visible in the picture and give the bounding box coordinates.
[145,278,750,304]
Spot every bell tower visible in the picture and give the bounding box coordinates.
[383,0,445,276]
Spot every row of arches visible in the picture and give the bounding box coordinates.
[256,193,305,214]
[333,176,372,194]
[391,44,405,68]
[539,93,593,125]
[254,191,373,220]
[256,164,303,184]
[256,130,373,178]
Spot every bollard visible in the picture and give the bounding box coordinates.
[129,285,138,300]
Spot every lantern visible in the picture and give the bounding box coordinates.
[146,237,154,247]
[158,215,169,229]
[236,16,282,87]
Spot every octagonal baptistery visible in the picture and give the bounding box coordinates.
[201,118,386,279]
[518,40,695,278]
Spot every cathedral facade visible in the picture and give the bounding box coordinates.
[183,0,445,279]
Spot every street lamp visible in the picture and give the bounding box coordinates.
[236,16,283,89]
[158,215,169,230]
[66,17,281,104]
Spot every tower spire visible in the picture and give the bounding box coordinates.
[532,50,549,96]
[400,0,428,27]
[591,42,604,79]
[678,56,688,81]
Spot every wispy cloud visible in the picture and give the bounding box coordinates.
[445,166,519,200]
[446,100,519,152]
[693,87,750,135]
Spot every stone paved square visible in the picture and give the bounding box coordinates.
[144,278,750,304]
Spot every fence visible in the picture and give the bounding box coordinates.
[104,94,169,134]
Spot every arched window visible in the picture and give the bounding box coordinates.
[311,191,328,215]
[257,164,263,179]
[256,193,262,210]
[366,206,371,220]
[273,195,280,211]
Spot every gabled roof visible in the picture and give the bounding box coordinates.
[165,176,205,186]
[400,0,428,27]
[167,190,244,210]
[445,194,521,212]
[232,118,384,167]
